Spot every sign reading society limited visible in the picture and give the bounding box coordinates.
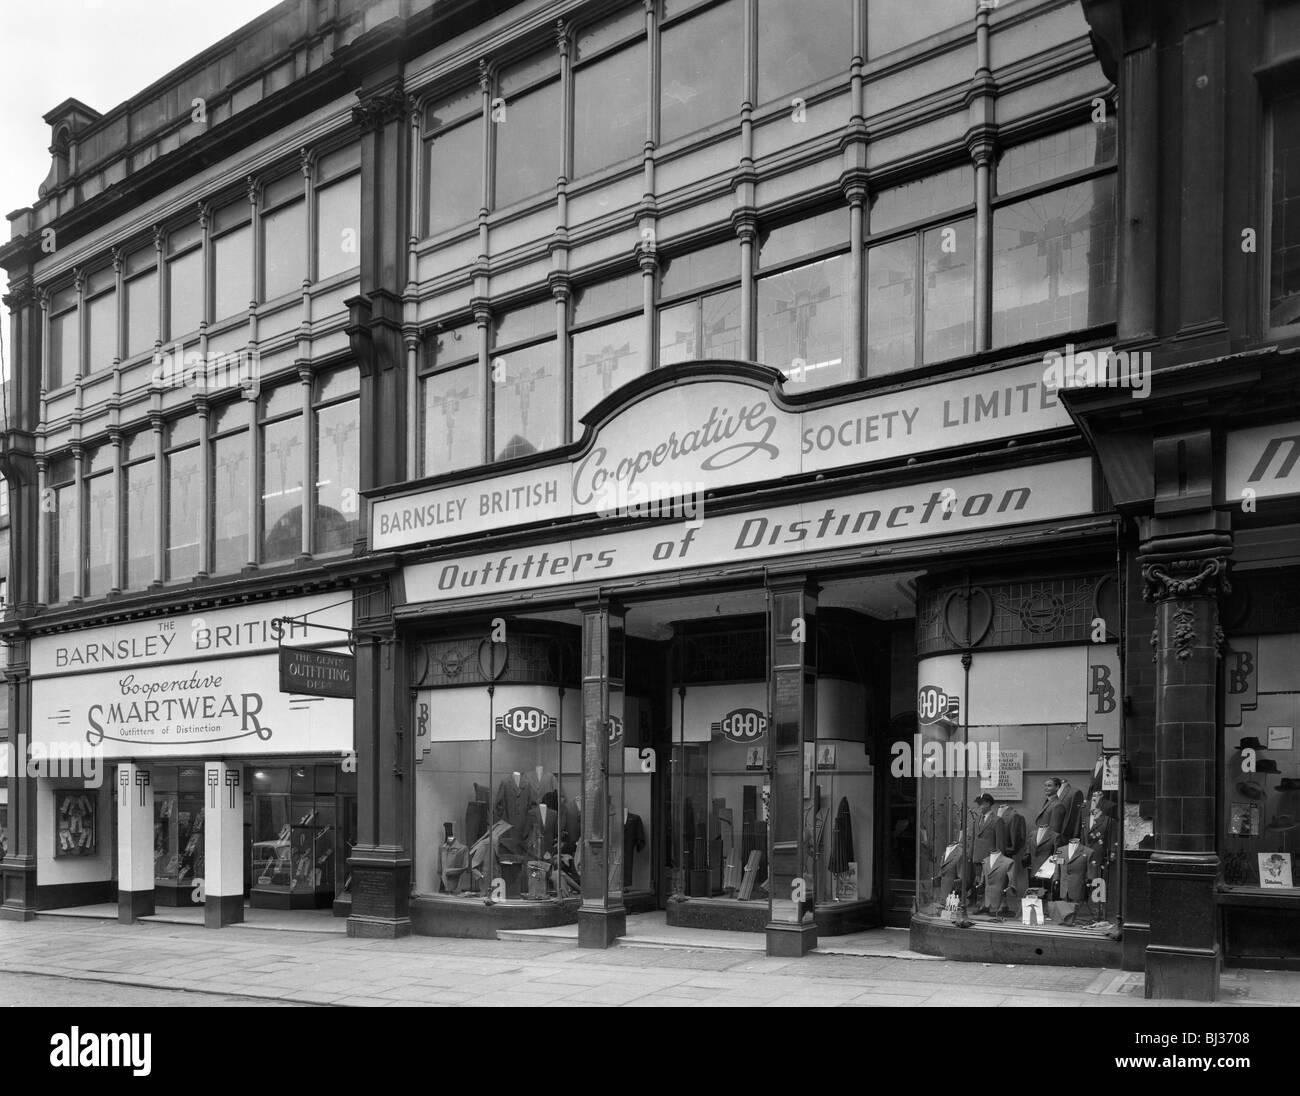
[31,594,354,761]
[373,360,1069,550]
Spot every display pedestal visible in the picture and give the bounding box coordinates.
[766,920,817,957]
[578,904,626,948]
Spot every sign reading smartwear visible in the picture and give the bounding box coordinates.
[374,361,1068,550]
[1226,422,1300,502]
[403,458,1094,605]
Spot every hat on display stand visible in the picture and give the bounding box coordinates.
[1237,738,1268,751]
[1236,779,1266,800]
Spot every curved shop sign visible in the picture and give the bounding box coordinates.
[713,708,768,742]
[495,705,557,739]
[372,360,1068,550]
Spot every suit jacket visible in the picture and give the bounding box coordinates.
[971,811,1002,863]
[1027,828,1059,875]
[981,853,1014,911]
[1034,796,1066,834]
[494,777,536,835]
[523,803,559,859]
[1059,841,1095,901]
[1059,785,1085,842]
[999,810,1028,865]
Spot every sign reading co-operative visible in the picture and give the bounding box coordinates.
[373,360,1067,550]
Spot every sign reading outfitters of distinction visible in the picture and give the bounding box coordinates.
[373,360,1068,550]
[403,459,1095,605]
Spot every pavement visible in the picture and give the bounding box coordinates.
[1,911,1297,1007]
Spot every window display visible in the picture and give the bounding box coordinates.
[152,766,203,901]
[916,730,1119,930]
[1221,634,1300,890]
[250,764,347,908]
[54,790,96,858]
[415,682,583,902]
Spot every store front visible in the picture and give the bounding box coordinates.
[372,360,1111,952]
[26,591,356,924]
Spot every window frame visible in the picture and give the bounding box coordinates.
[81,265,118,378]
[1265,87,1300,337]
[311,367,361,555]
[208,402,250,577]
[163,221,204,343]
[257,384,305,566]
[656,0,744,147]
[209,198,254,326]
[81,443,115,599]
[655,237,741,367]
[570,3,648,181]
[162,419,202,582]
[46,284,79,392]
[422,84,484,238]
[489,299,561,461]
[121,431,157,592]
[313,152,361,284]
[491,46,563,212]
[418,319,483,474]
[259,171,307,305]
[123,244,160,362]
[568,271,646,433]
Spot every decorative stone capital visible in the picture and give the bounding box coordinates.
[153,224,166,251]
[477,59,491,95]
[111,247,124,274]
[1141,556,1231,602]
[73,268,85,295]
[470,297,493,327]
[197,201,211,231]
[547,270,572,302]
[555,18,569,57]
[964,125,999,167]
[3,276,36,311]
[730,208,758,243]
[353,84,407,133]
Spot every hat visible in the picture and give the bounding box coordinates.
[1266,814,1299,832]
[975,793,994,807]
[1237,780,1266,800]
[1254,759,1281,774]
[1279,778,1300,791]
[1237,738,1267,751]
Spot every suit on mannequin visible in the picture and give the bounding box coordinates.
[1059,840,1095,901]
[1027,827,1059,879]
[523,802,559,859]
[998,805,1029,897]
[971,807,1001,862]
[1058,780,1085,843]
[1034,793,1066,834]
[979,852,1014,914]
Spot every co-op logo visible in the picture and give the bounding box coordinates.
[495,706,557,739]
[711,708,768,742]
[917,686,961,726]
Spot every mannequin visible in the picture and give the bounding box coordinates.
[623,807,646,889]
[437,822,469,894]
[935,834,965,909]
[978,851,1014,915]
[494,770,537,836]
[1028,826,1059,883]
[1059,839,1095,902]
[997,803,1029,898]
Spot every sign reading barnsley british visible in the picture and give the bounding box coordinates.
[373,360,1067,550]
[403,459,1094,605]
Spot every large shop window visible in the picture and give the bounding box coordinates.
[47,455,76,604]
[424,86,483,237]
[659,0,742,145]
[866,167,974,375]
[670,677,871,905]
[415,684,585,904]
[165,417,201,581]
[992,120,1117,348]
[47,286,78,391]
[573,5,645,179]
[1222,635,1300,891]
[657,239,740,366]
[123,431,156,590]
[493,50,562,210]
[756,0,851,105]
[83,444,114,599]
[757,210,852,392]
[210,401,249,575]
[421,321,483,474]
[570,271,646,434]
[1269,89,1300,331]
[914,643,1120,932]
[153,766,204,902]
[260,383,305,563]
[491,301,559,461]
[313,368,360,553]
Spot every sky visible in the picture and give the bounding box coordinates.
[0,0,283,373]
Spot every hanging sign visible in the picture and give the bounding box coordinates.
[278,647,355,699]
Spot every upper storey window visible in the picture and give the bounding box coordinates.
[659,0,742,145]
[493,49,562,210]
[572,4,646,178]
[866,0,970,60]
[166,220,203,341]
[756,0,851,105]
[425,85,482,236]
[1269,89,1300,332]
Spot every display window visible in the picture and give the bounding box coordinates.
[249,763,353,909]
[914,723,1118,930]
[668,679,871,905]
[415,684,584,902]
[152,766,204,902]
[1222,633,1300,890]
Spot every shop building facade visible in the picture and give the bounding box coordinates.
[3,0,1296,1003]
[0,1,378,924]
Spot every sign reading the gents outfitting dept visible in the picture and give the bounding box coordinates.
[373,361,1068,550]
[403,459,1094,605]
[30,594,353,760]
[278,647,356,699]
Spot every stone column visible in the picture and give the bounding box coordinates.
[117,762,155,923]
[766,577,818,957]
[578,600,627,948]
[1140,541,1230,1001]
[203,761,244,927]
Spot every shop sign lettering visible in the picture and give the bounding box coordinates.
[917,686,960,726]
[496,706,556,739]
[712,708,768,742]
